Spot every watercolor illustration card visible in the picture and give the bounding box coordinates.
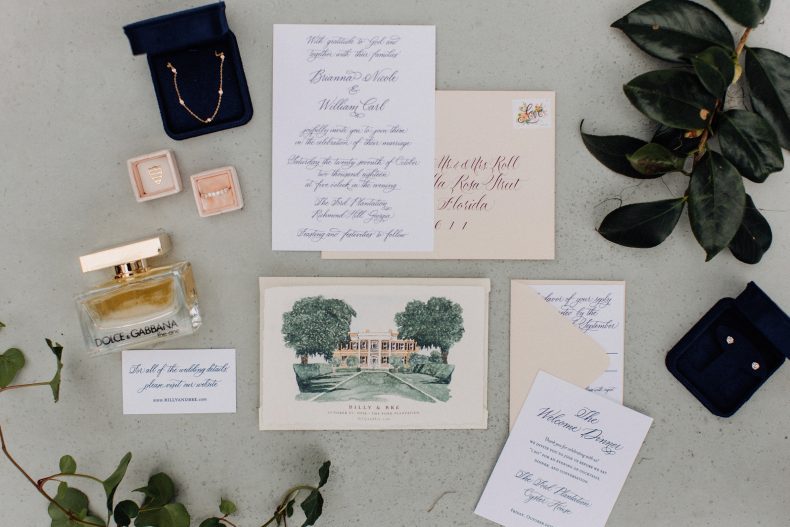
[476,371,652,527]
[272,25,436,251]
[323,90,555,260]
[259,277,489,430]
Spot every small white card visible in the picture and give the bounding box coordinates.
[272,24,436,251]
[476,371,652,527]
[528,282,626,403]
[121,349,236,414]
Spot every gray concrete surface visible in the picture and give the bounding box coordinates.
[1,1,789,525]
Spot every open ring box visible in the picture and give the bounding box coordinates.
[666,282,790,417]
[123,2,253,140]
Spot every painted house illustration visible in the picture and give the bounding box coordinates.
[334,329,419,369]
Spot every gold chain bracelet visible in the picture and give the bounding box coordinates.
[166,51,225,124]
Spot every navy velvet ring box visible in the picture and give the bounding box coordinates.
[666,282,790,417]
[123,2,253,140]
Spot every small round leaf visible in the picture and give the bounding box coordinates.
[0,348,25,388]
[59,455,77,475]
[219,498,237,516]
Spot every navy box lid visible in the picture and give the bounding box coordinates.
[124,2,229,56]
[666,282,790,417]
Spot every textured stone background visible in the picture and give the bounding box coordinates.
[1,1,788,525]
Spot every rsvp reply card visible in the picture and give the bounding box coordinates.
[272,25,436,251]
[122,349,236,414]
[476,372,652,527]
[323,91,555,260]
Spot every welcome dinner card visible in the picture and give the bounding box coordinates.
[272,25,436,251]
[323,90,555,260]
[121,349,236,414]
[476,372,652,527]
[259,277,489,430]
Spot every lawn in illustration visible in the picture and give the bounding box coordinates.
[282,296,464,403]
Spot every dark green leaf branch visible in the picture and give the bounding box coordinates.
[1,325,332,527]
[583,0,787,264]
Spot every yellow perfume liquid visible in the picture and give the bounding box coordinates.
[76,235,201,356]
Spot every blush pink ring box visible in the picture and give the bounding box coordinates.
[190,166,244,217]
[127,149,183,202]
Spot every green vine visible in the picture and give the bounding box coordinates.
[0,322,330,527]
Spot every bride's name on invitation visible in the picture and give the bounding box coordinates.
[272,25,435,251]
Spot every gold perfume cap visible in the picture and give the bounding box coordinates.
[79,234,171,273]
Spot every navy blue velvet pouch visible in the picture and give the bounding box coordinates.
[123,2,253,140]
[666,282,790,417]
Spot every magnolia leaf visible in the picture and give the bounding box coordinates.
[199,518,222,527]
[652,124,699,155]
[59,455,77,475]
[0,347,25,388]
[113,500,140,527]
[300,489,324,527]
[134,473,176,509]
[219,498,237,516]
[318,461,331,488]
[46,338,64,402]
[729,194,772,264]
[627,143,686,176]
[689,152,746,260]
[712,0,771,27]
[580,122,649,178]
[746,47,790,149]
[624,70,715,130]
[717,110,784,182]
[598,198,686,248]
[103,452,132,516]
[612,0,733,63]
[692,46,735,98]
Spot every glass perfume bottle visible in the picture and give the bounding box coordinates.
[75,234,201,356]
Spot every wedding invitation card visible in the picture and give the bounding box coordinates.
[271,25,436,251]
[527,281,626,403]
[259,277,489,430]
[121,349,236,414]
[323,90,556,259]
[476,372,652,527]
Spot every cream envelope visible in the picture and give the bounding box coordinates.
[509,280,610,429]
[323,90,555,260]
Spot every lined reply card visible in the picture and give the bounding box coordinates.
[122,349,236,414]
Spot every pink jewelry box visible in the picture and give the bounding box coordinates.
[190,166,244,217]
[127,150,182,202]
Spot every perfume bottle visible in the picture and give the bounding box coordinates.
[75,234,201,356]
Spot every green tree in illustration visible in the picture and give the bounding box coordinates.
[394,297,464,364]
[282,296,356,364]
